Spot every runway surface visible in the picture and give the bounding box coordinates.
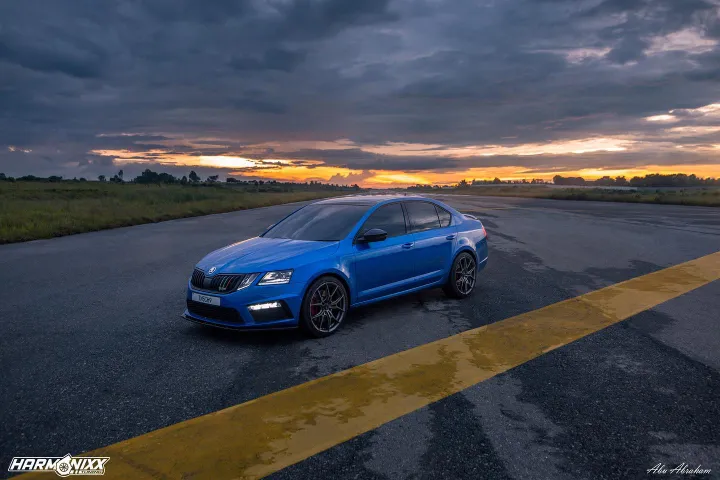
[1,195,719,479]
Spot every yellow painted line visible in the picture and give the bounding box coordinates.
[21,251,720,480]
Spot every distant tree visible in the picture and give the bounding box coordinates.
[458,179,468,187]
[594,176,615,187]
[79,177,87,182]
[188,170,201,183]
[206,174,219,183]
[180,175,188,185]
[0,173,6,181]
[118,169,124,181]
[553,175,586,186]
[614,176,629,186]
[226,177,238,183]
[134,168,177,184]
[98,175,106,182]
[492,177,502,184]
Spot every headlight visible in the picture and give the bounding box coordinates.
[237,273,259,290]
[258,270,293,285]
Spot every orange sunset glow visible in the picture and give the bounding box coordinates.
[91,116,720,187]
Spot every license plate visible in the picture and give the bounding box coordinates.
[192,293,220,306]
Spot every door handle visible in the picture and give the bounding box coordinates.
[402,242,414,249]
[446,234,456,240]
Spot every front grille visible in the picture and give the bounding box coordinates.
[187,300,242,323]
[190,269,247,293]
[191,269,205,289]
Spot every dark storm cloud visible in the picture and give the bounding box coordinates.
[267,148,463,171]
[0,0,718,179]
[229,48,307,73]
[0,36,105,79]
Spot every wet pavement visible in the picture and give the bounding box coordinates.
[1,195,718,479]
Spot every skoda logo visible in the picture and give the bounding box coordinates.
[208,266,217,275]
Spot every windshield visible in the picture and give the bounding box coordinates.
[263,204,370,241]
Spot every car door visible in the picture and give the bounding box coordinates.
[403,201,457,286]
[352,202,416,302]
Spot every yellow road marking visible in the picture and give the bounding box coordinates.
[21,251,720,479]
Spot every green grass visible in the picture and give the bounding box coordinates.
[418,186,720,207]
[0,182,347,244]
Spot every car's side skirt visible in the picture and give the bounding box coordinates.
[356,270,444,302]
[351,277,446,308]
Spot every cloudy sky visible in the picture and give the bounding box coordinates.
[1,0,719,187]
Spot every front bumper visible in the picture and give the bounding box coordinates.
[183,281,305,330]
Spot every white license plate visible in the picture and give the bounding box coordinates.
[192,293,221,306]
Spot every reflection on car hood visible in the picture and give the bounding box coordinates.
[196,237,339,273]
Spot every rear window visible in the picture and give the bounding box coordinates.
[436,205,452,227]
[405,201,441,232]
[263,204,369,241]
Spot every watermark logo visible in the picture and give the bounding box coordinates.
[647,463,712,476]
[8,454,109,476]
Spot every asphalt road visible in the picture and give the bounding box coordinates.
[1,196,719,479]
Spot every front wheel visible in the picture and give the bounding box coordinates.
[300,276,349,337]
[443,252,477,299]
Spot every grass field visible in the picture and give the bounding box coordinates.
[417,186,720,207]
[0,182,347,244]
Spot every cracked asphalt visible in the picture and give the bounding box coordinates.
[1,195,719,479]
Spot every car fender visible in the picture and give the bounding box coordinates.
[299,266,353,305]
[454,232,477,257]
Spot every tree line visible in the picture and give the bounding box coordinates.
[0,169,361,191]
[552,173,720,187]
[406,173,720,190]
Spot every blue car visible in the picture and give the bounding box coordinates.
[184,195,488,337]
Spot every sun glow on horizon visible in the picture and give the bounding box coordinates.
[90,101,720,187]
[197,156,258,169]
[92,146,720,187]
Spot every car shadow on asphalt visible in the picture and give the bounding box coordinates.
[178,287,474,345]
[180,323,305,346]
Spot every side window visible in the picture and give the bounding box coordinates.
[358,203,407,238]
[436,205,452,227]
[405,201,441,233]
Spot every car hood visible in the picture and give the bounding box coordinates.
[196,237,339,273]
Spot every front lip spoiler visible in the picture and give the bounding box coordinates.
[181,314,298,332]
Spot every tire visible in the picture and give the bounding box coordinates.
[443,252,477,299]
[300,276,349,337]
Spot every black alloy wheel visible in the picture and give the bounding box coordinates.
[300,276,349,337]
[443,252,477,299]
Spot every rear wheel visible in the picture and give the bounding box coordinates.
[300,276,349,337]
[443,252,477,299]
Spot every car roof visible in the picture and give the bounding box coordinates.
[313,194,432,206]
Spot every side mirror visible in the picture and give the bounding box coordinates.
[358,228,388,243]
